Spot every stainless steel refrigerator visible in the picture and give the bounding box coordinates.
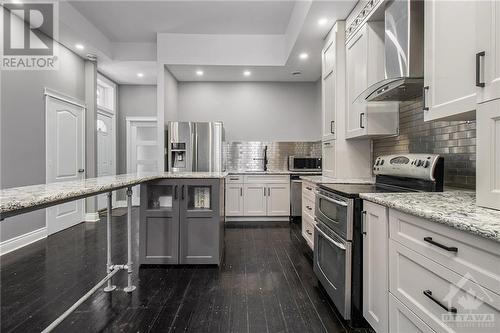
[166,121,224,172]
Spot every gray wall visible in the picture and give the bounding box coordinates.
[117,85,157,175]
[373,99,476,189]
[1,45,85,241]
[164,69,178,121]
[177,81,321,141]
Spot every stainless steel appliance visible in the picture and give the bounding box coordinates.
[288,156,322,219]
[166,122,224,172]
[288,156,322,172]
[356,0,424,102]
[314,153,444,326]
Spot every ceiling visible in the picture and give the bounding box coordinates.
[69,0,296,42]
[62,0,356,84]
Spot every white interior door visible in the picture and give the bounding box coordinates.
[46,94,85,235]
[97,111,115,210]
[127,117,158,205]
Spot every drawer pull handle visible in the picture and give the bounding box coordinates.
[306,230,313,236]
[306,187,312,191]
[306,205,312,210]
[423,290,457,314]
[424,237,458,253]
[229,177,239,180]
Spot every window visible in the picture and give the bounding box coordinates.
[96,75,115,111]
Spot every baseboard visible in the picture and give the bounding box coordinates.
[0,227,47,256]
[85,212,100,222]
[225,216,290,222]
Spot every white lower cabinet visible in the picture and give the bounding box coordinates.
[225,183,244,216]
[243,184,267,216]
[362,202,500,333]
[477,98,500,210]
[301,180,317,250]
[389,294,434,333]
[226,175,290,218]
[362,202,389,333]
[267,183,291,216]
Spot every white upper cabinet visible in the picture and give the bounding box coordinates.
[423,0,476,121]
[321,22,345,142]
[477,98,500,210]
[476,0,500,103]
[345,22,399,139]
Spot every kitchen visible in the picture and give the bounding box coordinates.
[1,0,499,332]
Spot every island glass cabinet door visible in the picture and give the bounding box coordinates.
[179,179,221,265]
[139,180,180,264]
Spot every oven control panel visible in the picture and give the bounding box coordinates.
[373,154,441,181]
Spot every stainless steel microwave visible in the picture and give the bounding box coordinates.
[288,156,322,172]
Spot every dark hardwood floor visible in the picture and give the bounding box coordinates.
[1,209,370,333]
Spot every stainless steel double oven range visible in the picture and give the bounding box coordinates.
[313,154,444,327]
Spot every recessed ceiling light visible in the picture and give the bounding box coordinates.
[75,44,84,50]
[299,52,309,60]
[318,18,328,26]
[196,70,204,76]
[243,70,251,77]
[137,73,144,78]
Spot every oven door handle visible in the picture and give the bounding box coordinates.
[316,192,348,207]
[314,224,346,250]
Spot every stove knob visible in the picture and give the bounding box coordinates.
[380,159,384,165]
[417,160,423,167]
[424,160,430,168]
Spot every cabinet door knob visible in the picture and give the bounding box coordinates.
[359,112,365,129]
[78,168,85,173]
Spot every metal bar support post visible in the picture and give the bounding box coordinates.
[103,191,116,292]
[123,187,136,293]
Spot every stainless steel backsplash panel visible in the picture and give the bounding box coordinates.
[224,141,321,172]
[373,100,476,189]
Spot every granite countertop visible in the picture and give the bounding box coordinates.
[0,172,228,218]
[360,191,500,243]
[300,175,375,185]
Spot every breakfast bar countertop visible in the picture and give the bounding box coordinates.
[0,172,228,219]
[360,191,500,243]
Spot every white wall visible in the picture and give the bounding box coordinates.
[177,81,321,141]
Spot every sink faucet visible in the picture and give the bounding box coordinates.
[253,145,268,171]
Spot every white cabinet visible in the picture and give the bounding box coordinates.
[345,22,399,139]
[225,183,244,216]
[267,183,290,216]
[423,0,476,121]
[476,0,500,103]
[477,98,500,210]
[321,22,344,141]
[389,294,434,333]
[322,140,335,178]
[227,175,290,219]
[322,72,336,141]
[243,184,267,216]
[301,180,317,250]
[362,201,389,333]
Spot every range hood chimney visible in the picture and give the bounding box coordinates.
[356,0,424,102]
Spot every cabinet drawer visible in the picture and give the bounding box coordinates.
[302,214,314,249]
[389,209,500,295]
[389,293,435,333]
[389,240,500,333]
[226,175,244,183]
[302,181,316,201]
[302,196,315,220]
[244,175,289,184]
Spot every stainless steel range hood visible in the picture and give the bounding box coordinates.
[356,0,424,102]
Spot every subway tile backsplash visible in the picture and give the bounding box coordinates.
[224,141,321,172]
[373,99,476,189]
